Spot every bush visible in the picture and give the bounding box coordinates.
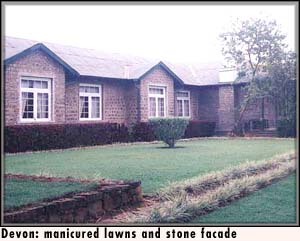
[149,118,189,148]
[277,118,296,137]
[184,121,216,138]
[4,123,130,153]
[129,122,156,142]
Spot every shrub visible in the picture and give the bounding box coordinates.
[277,118,296,137]
[129,122,156,142]
[184,121,216,138]
[149,118,189,148]
[4,123,130,153]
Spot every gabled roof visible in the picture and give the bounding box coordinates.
[4,36,225,86]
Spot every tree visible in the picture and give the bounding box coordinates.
[220,17,293,133]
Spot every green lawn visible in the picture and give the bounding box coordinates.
[4,178,97,210]
[5,139,295,194]
[192,174,296,223]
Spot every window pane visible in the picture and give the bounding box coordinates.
[22,79,49,89]
[34,81,42,89]
[149,87,163,95]
[149,97,156,117]
[37,93,49,119]
[22,92,34,119]
[21,79,29,88]
[80,96,89,118]
[80,85,100,93]
[41,81,48,89]
[177,100,183,117]
[158,98,165,117]
[177,91,189,98]
[184,100,190,117]
[91,97,100,118]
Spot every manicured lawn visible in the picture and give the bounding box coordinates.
[5,139,295,194]
[4,178,97,210]
[192,174,296,223]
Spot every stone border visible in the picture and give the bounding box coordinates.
[4,178,142,223]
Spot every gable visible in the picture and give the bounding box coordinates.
[138,62,184,87]
[4,43,79,76]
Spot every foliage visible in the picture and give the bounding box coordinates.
[184,121,216,138]
[129,122,156,142]
[149,118,189,148]
[4,123,130,153]
[131,153,295,223]
[158,151,295,200]
[5,120,217,153]
[192,174,296,223]
[220,18,286,76]
[220,17,296,133]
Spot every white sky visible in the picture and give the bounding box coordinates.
[4,3,296,64]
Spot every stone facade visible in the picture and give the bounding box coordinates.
[139,66,175,122]
[198,86,219,123]
[65,77,130,124]
[4,49,276,133]
[5,50,65,126]
[218,85,235,132]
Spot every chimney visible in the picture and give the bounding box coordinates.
[219,67,237,83]
[124,65,130,79]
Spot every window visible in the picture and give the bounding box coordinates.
[20,77,51,122]
[176,91,190,117]
[148,86,166,118]
[79,84,102,120]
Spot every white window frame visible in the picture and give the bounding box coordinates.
[20,76,52,123]
[79,83,102,121]
[176,90,191,118]
[148,85,167,118]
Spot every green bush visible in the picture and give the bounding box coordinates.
[149,118,189,148]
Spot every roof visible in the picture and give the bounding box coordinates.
[4,36,226,86]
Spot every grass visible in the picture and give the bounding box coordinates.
[128,153,295,223]
[5,139,295,194]
[192,174,296,224]
[4,178,97,210]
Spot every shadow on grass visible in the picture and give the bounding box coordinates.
[155,146,186,149]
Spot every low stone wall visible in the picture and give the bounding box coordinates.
[4,180,142,223]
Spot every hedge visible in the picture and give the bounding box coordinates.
[129,122,156,142]
[4,120,216,153]
[4,123,129,153]
[184,120,216,138]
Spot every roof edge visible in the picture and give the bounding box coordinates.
[137,61,184,86]
[4,43,80,76]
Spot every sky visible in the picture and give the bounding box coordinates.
[4,3,296,64]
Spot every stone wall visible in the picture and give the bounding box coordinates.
[5,49,66,126]
[198,86,219,123]
[4,180,142,224]
[139,66,175,122]
[176,86,200,120]
[218,85,235,132]
[65,77,132,124]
